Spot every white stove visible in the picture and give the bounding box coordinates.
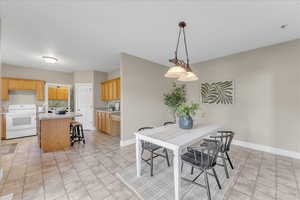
[6,104,37,139]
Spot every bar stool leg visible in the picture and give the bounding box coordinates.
[80,125,85,144]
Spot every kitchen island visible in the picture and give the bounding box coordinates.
[38,112,82,152]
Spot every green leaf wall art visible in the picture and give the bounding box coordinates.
[201,81,234,104]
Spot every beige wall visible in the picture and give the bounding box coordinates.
[120,53,173,142]
[187,39,300,153]
[2,63,73,84]
[94,71,108,108]
[73,71,94,83]
[107,69,120,79]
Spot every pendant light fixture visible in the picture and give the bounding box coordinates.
[165,21,198,81]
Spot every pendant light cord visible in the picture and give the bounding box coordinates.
[174,25,190,66]
[182,27,189,66]
[175,27,182,60]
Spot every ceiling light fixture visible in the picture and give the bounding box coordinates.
[280,24,288,29]
[42,56,58,64]
[165,21,198,81]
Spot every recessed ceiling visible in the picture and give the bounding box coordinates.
[1,1,300,72]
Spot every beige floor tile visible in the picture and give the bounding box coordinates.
[3,131,300,200]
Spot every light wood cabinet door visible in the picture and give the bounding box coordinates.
[9,79,23,90]
[105,113,111,134]
[48,88,57,100]
[96,112,100,130]
[1,78,9,101]
[56,88,68,100]
[101,112,106,132]
[108,81,113,100]
[111,79,117,100]
[23,80,36,90]
[116,78,120,100]
[100,77,121,101]
[36,80,45,101]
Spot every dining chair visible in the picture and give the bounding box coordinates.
[181,141,222,200]
[163,121,175,126]
[200,130,235,178]
[137,127,170,176]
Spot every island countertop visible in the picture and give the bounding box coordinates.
[39,112,82,120]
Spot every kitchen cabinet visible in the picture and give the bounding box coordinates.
[48,87,68,100]
[23,80,36,90]
[56,87,68,100]
[8,79,23,90]
[1,78,9,101]
[96,111,114,135]
[1,77,45,101]
[48,88,57,100]
[100,77,120,101]
[36,80,45,101]
[1,115,6,139]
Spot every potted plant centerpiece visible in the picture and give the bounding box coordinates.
[176,103,199,129]
[163,83,186,122]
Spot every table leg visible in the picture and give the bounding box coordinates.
[136,136,142,177]
[173,147,181,200]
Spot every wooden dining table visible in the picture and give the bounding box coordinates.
[135,123,221,200]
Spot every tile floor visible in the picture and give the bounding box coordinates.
[0,131,300,200]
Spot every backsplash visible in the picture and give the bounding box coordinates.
[2,90,43,107]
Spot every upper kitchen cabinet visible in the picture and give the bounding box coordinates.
[56,87,68,100]
[1,77,45,101]
[36,80,45,101]
[100,77,120,101]
[48,87,68,100]
[1,78,9,101]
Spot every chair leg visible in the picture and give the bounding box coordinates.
[204,170,211,200]
[164,149,170,167]
[226,152,234,169]
[191,166,194,175]
[150,151,154,177]
[222,154,229,178]
[80,125,85,144]
[212,168,222,190]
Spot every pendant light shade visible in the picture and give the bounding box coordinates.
[178,71,199,81]
[164,65,187,78]
[166,21,198,81]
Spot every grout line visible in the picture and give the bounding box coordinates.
[249,151,263,200]
[291,160,300,199]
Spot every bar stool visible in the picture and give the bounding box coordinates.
[70,121,86,146]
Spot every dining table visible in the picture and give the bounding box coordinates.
[135,123,221,200]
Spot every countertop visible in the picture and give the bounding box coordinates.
[95,109,120,113]
[39,112,82,120]
[111,113,120,118]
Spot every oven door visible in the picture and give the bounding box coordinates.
[6,113,36,131]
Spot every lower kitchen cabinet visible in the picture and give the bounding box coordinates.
[96,111,119,136]
[96,111,111,134]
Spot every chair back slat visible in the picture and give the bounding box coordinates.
[216,131,234,152]
[190,141,220,169]
[137,127,154,148]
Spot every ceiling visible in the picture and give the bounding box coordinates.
[1,1,300,72]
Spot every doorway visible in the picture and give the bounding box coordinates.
[75,83,94,130]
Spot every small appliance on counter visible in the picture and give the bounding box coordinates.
[114,102,120,111]
[37,105,46,113]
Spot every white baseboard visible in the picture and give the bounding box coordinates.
[120,138,136,147]
[119,138,300,159]
[232,139,300,160]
